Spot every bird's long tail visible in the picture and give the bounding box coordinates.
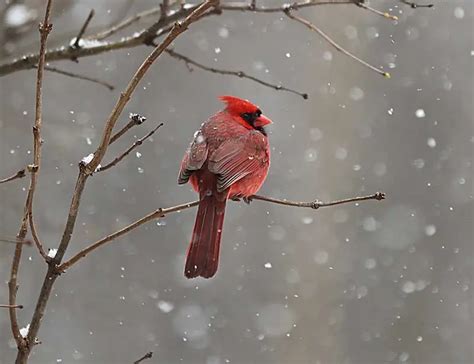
[185,188,227,279]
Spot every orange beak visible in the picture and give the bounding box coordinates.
[254,114,273,127]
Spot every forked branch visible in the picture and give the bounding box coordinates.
[110,113,148,145]
[0,0,402,77]
[82,0,218,175]
[16,3,219,361]
[71,9,95,49]
[96,122,164,173]
[0,169,26,184]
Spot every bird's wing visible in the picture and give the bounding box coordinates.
[208,131,268,192]
[178,130,208,184]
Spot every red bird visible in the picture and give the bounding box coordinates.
[178,96,272,279]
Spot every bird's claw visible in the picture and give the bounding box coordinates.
[243,196,253,204]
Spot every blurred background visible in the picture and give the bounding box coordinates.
[0,1,472,363]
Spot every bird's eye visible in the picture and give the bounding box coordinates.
[241,113,254,123]
[241,110,262,125]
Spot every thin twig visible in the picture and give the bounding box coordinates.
[39,65,115,90]
[107,0,138,33]
[90,1,179,41]
[57,192,384,273]
[166,49,308,99]
[133,351,153,364]
[25,5,55,262]
[356,2,398,21]
[220,0,354,12]
[57,200,199,272]
[9,0,54,353]
[284,10,390,78]
[97,122,164,173]
[0,169,25,184]
[250,191,386,209]
[28,210,49,261]
[72,9,95,48]
[91,7,162,41]
[0,304,24,309]
[110,113,148,145]
[399,0,434,8]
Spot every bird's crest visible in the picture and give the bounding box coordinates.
[219,95,259,116]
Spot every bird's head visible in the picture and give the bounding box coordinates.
[219,95,273,131]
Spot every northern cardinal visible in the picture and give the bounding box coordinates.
[178,96,272,278]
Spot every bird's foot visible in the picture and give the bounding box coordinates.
[243,196,253,204]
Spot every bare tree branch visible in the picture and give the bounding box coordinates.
[27,209,49,261]
[284,10,391,78]
[39,65,115,90]
[0,3,200,76]
[399,0,434,8]
[90,1,181,41]
[250,191,386,208]
[9,0,54,354]
[356,2,398,20]
[166,49,308,99]
[0,169,25,184]
[91,6,163,41]
[96,122,164,173]
[57,192,384,273]
[71,9,95,49]
[25,8,55,262]
[0,0,400,77]
[107,0,139,32]
[133,351,153,364]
